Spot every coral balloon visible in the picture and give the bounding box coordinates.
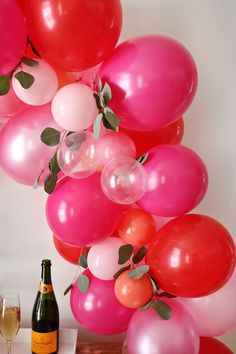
[87,237,129,280]
[121,117,184,156]
[0,0,27,75]
[114,270,153,308]
[101,157,147,205]
[177,269,236,336]
[126,300,199,354]
[70,270,135,335]
[146,214,236,297]
[0,83,27,117]
[99,35,197,131]
[0,105,59,185]
[12,60,58,106]
[53,234,88,265]
[96,131,136,171]
[199,337,233,354]
[46,174,124,247]
[51,83,98,132]
[118,208,156,247]
[22,0,122,72]
[137,145,208,217]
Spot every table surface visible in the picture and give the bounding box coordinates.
[77,341,122,353]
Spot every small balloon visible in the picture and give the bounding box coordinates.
[53,234,88,265]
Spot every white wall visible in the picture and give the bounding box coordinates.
[0,0,236,350]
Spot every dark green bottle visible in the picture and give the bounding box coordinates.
[31,259,59,354]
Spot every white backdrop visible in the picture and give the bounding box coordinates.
[0,0,236,350]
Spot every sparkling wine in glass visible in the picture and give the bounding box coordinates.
[0,293,21,354]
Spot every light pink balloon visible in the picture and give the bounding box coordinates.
[96,131,136,171]
[0,82,27,117]
[0,104,60,185]
[127,299,199,354]
[12,60,58,106]
[51,83,98,131]
[87,237,130,280]
[177,269,236,337]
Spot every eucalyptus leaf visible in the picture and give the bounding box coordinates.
[139,300,152,311]
[64,283,73,296]
[151,301,172,320]
[78,274,90,293]
[44,173,58,194]
[137,153,149,165]
[14,71,34,89]
[128,265,149,280]
[132,247,147,264]
[21,57,39,67]
[79,254,88,269]
[0,76,10,95]
[113,264,131,279]
[118,244,133,265]
[97,77,103,92]
[93,92,102,110]
[41,127,61,146]
[104,107,120,131]
[101,82,112,105]
[102,115,114,131]
[49,153,61,175]
[33,176,40,190]
[93,113,103,140]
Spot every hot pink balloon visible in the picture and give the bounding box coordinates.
[70,270,135,335]
[0,104,59,185]
[99,35,197,131]
[96,131,136,171]
[177,269,236,337]
[127,299,199,354]
[137,145,208,216]
[0,0,27,75]
[0,82,27,117]
[46,173,124,247]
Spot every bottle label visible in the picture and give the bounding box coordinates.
[32,330,57,353]
[38,283,53,294]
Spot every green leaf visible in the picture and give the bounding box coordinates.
[128,265,150,279]
[14,71,34,89]
[101,82,112,105]
[65,131,86,151]
[104,107,120,131]
[93,92,102,110]
[49,153,61,175]
[93,113,103,140]
[149,276,159,292]
[151,301,172,320]
[21,57,39,67]
[79,254,88,269]
[78,274,90,293]
[97,77,103,92]
[132,247,147,264]
[44,173,58,194]
[0,76,10,95]
[113,264,131,279]
[64,283,73,296]
[118,244,134,265]
[139,300,152,311]
[33,176,40,190]
[102,115,114,130]
[137,153,149,165]
[41,127,61,146]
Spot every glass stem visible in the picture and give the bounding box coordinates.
[7,340,12,354]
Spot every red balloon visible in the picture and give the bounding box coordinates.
[199,337,233,354]
[121,117,184,157]
[146,214,236,297]
[53,234,88,265]
[22,0,122,72]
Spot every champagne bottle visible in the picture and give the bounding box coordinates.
[31,259,59,354]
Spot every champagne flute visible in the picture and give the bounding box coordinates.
[0,293,21,354]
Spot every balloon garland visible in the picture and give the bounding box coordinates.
[0,1,235,353]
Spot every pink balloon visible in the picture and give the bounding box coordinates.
[177,269,236,337]
[12,60,58,106]
[46,173,124,247]
[99,35,197,131]
[0,82,27,117]
[127,299,199,354]
[96,131,136,171]
[137,145,208,216]
[70,270,135,335]
[0,104,59,185]
[51,83,98,131]
[87,237,130,280]
[0,0,27,75]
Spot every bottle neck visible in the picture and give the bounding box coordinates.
[41,265,52,285]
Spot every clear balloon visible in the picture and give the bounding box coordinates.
[199,337,233,354]
[12,60,58,106]
[57,131,98,179]
[51,83,98,132]
[126,299,199,354]
[0,82,27,117]
[53,234,88,266]
[101,157,147,205]
[70,270,135,335]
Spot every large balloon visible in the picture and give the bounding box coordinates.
[0,105,59,185]
[53,234,88,266]
[199,337,233,354]
[146,214,235,297]
[99,35,197,131]
[177,269,236,336]
[0,0,27,75]
[126,300,199,354]
[0,83,27,117]
[22,0,122,72]
[46,174,124,247]
[137,145,208,217]
[70,270,135,335]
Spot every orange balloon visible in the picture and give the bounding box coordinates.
[56,69,76,89]
[118,208,156,247]
[115,270,153,308]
